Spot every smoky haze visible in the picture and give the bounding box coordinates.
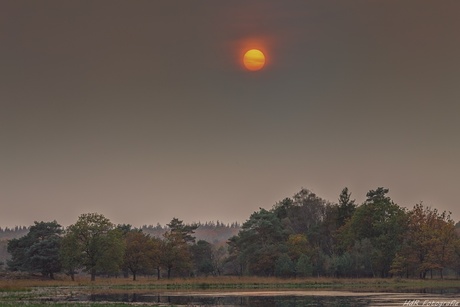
[1,1,459,227]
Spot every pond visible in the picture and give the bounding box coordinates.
[79,289,460,306]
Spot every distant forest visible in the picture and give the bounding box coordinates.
[0,221,240,241]
[2,187,460,281]
[0,222,239,270]
[0,226,29,240]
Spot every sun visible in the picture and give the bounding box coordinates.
[243,49,266,71]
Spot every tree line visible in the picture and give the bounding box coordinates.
[7,214,227,281]
[0,226,29,240]
[227,187,460,279]
[5,187,460,280]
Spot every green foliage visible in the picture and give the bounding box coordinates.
[283,189,328,236]
[287,234,309,261]
[2,187,459,281]
[320,203,340,256]
[337,187,356,227]
[390,253,408,277]
[116,224,140,236]
[59,232,80,281]
[27,235,61,278]
[275,253,295,277]
[331,252,353,277]
[295,253,312,277]
[340,187,408,277]
[162,218,197,278]
[310,248,328,277]
[211,245,228,276]
[7,221,62,278]
[167,217,198,244]
[228,186,459,279]
[272,198,294,220]
[191,240,214,276]
[62,213,124,281]
[349,238,374,277]
[6,237,28,272]
[122,231,154,280]
[229,208,287,276]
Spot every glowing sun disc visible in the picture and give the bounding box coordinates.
[243,49,266,71]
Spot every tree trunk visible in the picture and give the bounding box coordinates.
[132,271,137,281]
[70,272,75,281]
[157,267,161,280]
[168,266,172,279]
[91,269,96,281]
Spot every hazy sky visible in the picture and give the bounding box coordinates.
[1,1,460,228]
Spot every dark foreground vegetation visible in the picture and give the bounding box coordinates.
[2,187,460,282]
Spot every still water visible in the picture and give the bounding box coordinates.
[85,289,460,306]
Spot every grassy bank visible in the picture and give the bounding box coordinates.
[1,275,460,292]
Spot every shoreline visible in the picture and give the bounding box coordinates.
[2,275,460,291]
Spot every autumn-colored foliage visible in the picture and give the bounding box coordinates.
[3,188,460,280]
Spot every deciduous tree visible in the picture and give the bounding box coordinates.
[59,232,80,281]
[63,213,124,281]
[394,204,459,279]
[123,231,154,281]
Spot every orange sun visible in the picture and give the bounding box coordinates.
[243,49,266,71]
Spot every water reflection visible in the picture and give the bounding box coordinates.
[415,288,460,294]
[86,289,460,306]
[89,293,370,306]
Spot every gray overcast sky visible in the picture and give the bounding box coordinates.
[1,1,459,228]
